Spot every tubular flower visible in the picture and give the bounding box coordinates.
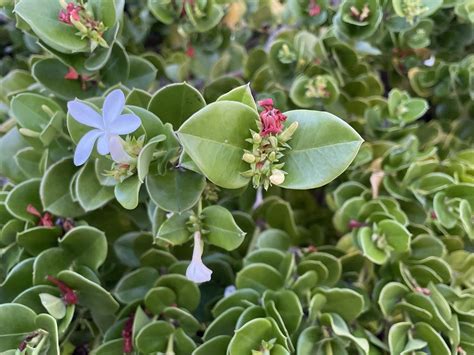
[67,89,141,166]
[186,231,212,283]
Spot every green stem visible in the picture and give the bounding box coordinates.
[165,333,175,355]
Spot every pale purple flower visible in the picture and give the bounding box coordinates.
[186,231,212,283]
[67,89,141,166]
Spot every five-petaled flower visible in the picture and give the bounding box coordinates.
[257,98,287,136]
[186,231,212,283]
[67,89,141,166]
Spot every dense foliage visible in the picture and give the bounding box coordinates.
[0,0,473,354]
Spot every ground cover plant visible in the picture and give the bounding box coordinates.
[0,0,473,354]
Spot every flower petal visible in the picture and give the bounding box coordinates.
[97,134,110,155]
[185,231,212,283]
[108,135,133,164]
[109,114,141,135]
[73,130,103,166]
[186,259,212,283]
[103,89,125,126]
[67,100,103,129]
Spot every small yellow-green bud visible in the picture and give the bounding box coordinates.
[242,152,256,164]
[71,18,88,34]
[279,121,299,142]
[41,105,55,118]
[19,127,40,138]
[268,151,276,162]
[268,136,278,148]
[252,132,262,144]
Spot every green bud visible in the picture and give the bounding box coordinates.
[71,18,88,34]
[19,127,40,138]
[268,151,276,162]
[241,169,254,178]
[41,105,55,118]
[279,121,299,142]
[268,136,278,148]
[252,132,262,144]
[242,152,256,164]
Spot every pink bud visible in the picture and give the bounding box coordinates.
[308,0,321,16]
[257,98,274,108]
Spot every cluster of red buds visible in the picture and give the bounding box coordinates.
[58,2,81,24]
[122,313,135,353]
[26,204,54,227]
[242,99,298,189]
[46,275,78,305]
[26,204,75,232]
[308,0,321,16]
[58,0,108,50]
[64,67,94,91]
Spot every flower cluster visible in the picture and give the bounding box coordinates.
[58,0,108,50]
[350,4,370,22]
[402,0,428,24]
[242,99,298,189]
[305,76,330,99]
[258,98,287,136]
[58,2,81,24]
[26,204,54,227]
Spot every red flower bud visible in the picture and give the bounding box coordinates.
[348,219,367,229]
[64,67,79,80]
[122,314,134,353]
[308,0,321,16]
[257,98,274,108]
[46,275,78,305]
[26,204,55,227]
[186,46,195,58]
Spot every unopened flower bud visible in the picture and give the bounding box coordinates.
[279,121,299,142]
[252,132,262,144]
[71,18,88,34]
[269,169,285,185]
[268,151,276,162]
[242,152,256,164]
[268,136,278,148]
[241,169,254,178]
[41,105,55,118]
